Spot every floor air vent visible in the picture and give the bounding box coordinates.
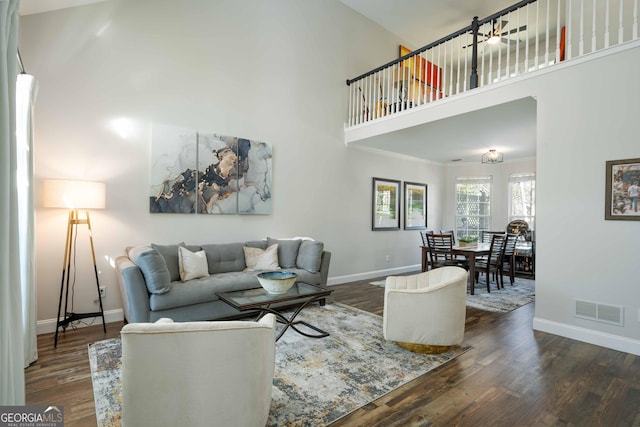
[575,300,624,326]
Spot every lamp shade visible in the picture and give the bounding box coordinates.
[43,179,106,209]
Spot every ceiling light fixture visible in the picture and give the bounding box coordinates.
[481,149,503,164]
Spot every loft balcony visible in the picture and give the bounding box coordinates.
[344,0,639,150]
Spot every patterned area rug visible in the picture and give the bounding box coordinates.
[466,276,535,313]
[89,303,469,427]
[369,276,535,314]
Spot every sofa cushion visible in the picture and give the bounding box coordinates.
[178,247,209,281]
[296,240,324,273]
[128,246,172,295]
[148,269,323,312]
[151,242,185,282]
[267,237,302,268]
[245,240,268,250]
[201,243,245,274]
[149,272,262,311]
[243,244,280,271]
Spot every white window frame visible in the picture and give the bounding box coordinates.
[508,172,536,231]
[455,176,492,240]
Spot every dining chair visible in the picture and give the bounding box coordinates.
[426,233,466,270]
[480,230,505,244]
[440,229,469,263]
[420,230,434,271]
[420,230,434,246]
[500,233,519,287]
[439,230,456,244]
[474,233,506,292]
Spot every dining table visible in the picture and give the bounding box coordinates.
[451,242,490,295]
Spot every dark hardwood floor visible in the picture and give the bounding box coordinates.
[26,276,640,426]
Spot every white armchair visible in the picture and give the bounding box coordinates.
[120,314,276,427]
[383,266,468,353]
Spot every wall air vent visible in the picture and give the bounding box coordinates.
[574,300,623,326]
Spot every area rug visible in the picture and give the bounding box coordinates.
[466,276,535,313]
[89,303,469,427]
[370,276,535,314]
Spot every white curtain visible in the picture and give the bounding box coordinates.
[17,73,38,368]
[0,0,25,405]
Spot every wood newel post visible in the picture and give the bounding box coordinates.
[470,16,479,89]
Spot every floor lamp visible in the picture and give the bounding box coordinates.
[43,179,107,347]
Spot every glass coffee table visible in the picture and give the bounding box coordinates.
[216,282,333,341]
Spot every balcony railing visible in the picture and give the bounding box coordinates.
[346,0,639,128]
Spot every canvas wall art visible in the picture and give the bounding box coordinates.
[150,124,198,214]
[150,124,272,215]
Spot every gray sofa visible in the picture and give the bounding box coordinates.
[115,238,331,323]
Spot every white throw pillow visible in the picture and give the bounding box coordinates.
[178,247,209,281]
[243,244,280,271]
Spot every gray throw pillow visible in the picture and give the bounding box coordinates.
[296,240,324,273]
[245,240,268,250]
[129,246,172,294]
[151,242,185,282]
[267,237,302,269]
[201,243,245,273]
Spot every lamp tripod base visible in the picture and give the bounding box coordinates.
[57,311,106,330]
[54,209,107,348]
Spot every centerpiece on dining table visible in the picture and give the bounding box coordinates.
[458,236,478,247]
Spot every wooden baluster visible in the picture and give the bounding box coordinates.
[546,0,552,65]
[605,0,610,48]
[619,0,625,44]
[592,0,598,52]
[634,0,638,40]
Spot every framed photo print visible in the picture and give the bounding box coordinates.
[605,157,640,221]
[372,177,401,230]
[404,181,427,230]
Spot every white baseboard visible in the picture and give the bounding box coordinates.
[37,309,124,335]
[327,264,420,286]
[533,317,640,356]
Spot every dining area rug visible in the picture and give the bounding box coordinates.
[370,276,535,314]
[465,276,535,313]
[89,302,470,427]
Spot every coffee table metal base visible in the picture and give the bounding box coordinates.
[257,295,329,341]
[216,282,333,341]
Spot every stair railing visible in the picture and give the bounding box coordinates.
[346,0,638,128]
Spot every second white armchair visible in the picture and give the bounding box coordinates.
[383,266,468,353]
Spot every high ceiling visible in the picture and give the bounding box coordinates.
[20,0,536,164]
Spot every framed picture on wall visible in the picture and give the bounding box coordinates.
[372,177,401,230]
[404,181,427,230]
[605,157,640,220]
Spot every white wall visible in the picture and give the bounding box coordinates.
[20,0,445,326]
[533,44,640,354]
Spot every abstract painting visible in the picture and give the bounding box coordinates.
[150,124,272,215]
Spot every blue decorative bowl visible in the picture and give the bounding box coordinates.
[257,271,297,294]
